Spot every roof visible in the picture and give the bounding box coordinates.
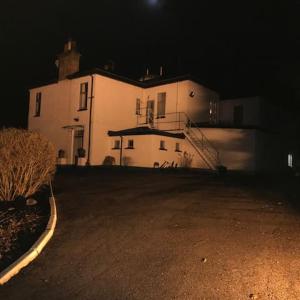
[107,127,185,139]
[30,67,215,91]
[68,68,211,89]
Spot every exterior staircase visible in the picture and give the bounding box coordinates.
[183,115,221,170]
[137,110,222,170]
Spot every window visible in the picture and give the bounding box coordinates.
[136,98,141,115]
[209,99,218,124]
[288,154,293,167]
[159,140,167,150]
[113,140,121,149]
[35,92,42,116]
[79,82,88,110]
[233,105,243,126]
[157,92,166,118]
[127,140,134,149]
[175,143,181,152]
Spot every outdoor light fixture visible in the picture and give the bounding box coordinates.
[74,117,79,122]
[189,91,195,98]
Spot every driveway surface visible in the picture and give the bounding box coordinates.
[1,168,300,300]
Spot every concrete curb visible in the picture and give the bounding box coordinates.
[0,195,57,285]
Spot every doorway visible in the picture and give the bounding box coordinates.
[73,129,84,164]
[146,100,155,127]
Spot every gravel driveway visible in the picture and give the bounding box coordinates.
[1,168,300,299]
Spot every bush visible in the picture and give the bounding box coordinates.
[103,156,116,166]
[179,151,193,168]
[0,128,56,201]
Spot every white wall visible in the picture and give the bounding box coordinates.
[28,76,93,164]
[219,97,261,126]
[28,74,220,167]
[200,128,256,171]
[106,135,199,168]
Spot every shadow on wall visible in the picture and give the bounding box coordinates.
[204,128,284,172]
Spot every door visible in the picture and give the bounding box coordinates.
[73,129,84,164]
[146,100,155,127]
[233,105,243,126]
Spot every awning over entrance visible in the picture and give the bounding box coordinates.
[107,126,185,139]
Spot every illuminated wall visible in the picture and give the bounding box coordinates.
[219,97,261,126]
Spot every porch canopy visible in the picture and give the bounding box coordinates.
[107,127,185,139]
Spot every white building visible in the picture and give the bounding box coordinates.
[28,41,283,172]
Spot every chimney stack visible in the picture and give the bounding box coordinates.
[160,66,163,76]
[57,39,81,81]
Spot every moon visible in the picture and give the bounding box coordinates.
[148,0,159,6]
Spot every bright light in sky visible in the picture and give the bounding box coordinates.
[148,0,159,6]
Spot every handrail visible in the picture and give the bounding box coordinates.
[182,112,220,165]
[136,110,220,168]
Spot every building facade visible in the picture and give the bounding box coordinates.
[28,41,284,172]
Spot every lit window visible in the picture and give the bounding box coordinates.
[159,140,167,150]
[175,143,181,152]
[127,140,134,149]
[157,92,166,118]
[136,98,141,115]
[113,140,121,149]
[79,82,88,110]
[288,154,293,167]
[35,92,42,116]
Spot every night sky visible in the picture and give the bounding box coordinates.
[1,0,300,128]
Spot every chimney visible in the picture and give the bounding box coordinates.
[57,39,81,81]
[160,66,163,76]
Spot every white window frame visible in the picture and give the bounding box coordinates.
[35,92,42,116]
[159,140,167,150]
[136,98,141,115]
[79,82,88,110]
[157,92,166,118]
[127,139,134,149]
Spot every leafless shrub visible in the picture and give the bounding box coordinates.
[0,128,56,201]
[179,151,193,168]
[103,156,116,166]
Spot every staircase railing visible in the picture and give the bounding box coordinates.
[136,110,221,169]
[183,113,220,169]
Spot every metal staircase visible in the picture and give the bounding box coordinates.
[183,114,221,170]
[136,110,221,170]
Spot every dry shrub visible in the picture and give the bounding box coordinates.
[103,156,116,166]
[0,128,56,201]
[179,151,193,168]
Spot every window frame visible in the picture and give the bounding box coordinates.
[159,140,167,151]
[135,98,141,115]
[79,82,88,111]
[157,92,166,119]
[126,139,134,149]
[112,140,121,150]
[175,142,181,152]
[34,92,42,117]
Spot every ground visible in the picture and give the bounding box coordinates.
[1,168,300,300]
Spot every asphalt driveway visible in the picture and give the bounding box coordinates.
[1,168,300,299]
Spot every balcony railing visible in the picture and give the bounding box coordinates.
[137,110,221,169]
[136,109,187,131]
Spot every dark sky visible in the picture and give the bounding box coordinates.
[1,0,300,127]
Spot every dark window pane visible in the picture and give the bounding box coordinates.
[233,105,243,125]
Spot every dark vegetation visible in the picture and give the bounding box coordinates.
[0,189,50,272]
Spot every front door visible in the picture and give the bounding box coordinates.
[73,129,84,164]
[146,100,155,127]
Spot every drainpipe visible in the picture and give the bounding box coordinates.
[86,75,94,166]
[119,136,123,166]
